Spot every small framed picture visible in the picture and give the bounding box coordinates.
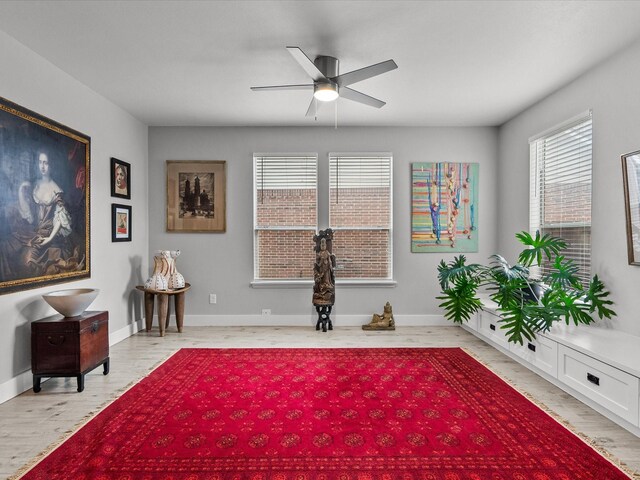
[111,157,131,199]
[112,204,132,242]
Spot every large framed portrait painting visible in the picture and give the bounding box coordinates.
[0,97,90,294]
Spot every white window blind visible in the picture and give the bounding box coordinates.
[329,153,393,279]
[254,154,317,279]
[255,155,317,192]
[529,112,592,283]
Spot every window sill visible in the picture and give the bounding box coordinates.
[251,279,397,288]
[251,280,312,288]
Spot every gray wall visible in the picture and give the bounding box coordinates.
[148,126,498,323]
[0,29,149,395]
[498,37,640,336]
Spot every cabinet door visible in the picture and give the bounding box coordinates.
[477,310,510,350]
[463,312,478,332]
[558,345,639,425]
[510,335,558,378]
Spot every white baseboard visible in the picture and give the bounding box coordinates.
[0,370,33,405]
[169,313,450,327]
[0,320,144,405]
[109,318,144,345]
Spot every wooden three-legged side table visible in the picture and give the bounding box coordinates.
[136,283,191,336]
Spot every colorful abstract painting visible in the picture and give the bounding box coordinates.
[412,162,479,252]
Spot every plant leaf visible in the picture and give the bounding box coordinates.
[489,254,529,282]
[558,292,594,326]
[498,306,536,345]
[547,255,582,290]
[436,276,482,324]
[585,274,616,319]
[489,277,528,310]
[516,230,567,268]
[437,255,480,290]
[526,292,565,332]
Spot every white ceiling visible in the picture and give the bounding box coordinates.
[1,1,640,127]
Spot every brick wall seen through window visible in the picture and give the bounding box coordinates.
[254,155,317,280]
[254,153,392,281]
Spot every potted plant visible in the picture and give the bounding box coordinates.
[436,231,616,344]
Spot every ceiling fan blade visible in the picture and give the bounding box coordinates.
[306,97,318,117]
[339,87,386,108]
[332,59,398,87]
[287,46,328,82]
[305,97,324,117]
[250,84,314,92]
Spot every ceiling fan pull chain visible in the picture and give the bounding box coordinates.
[335,100,338,130]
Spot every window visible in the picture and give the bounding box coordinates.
[253,152,393,282]
[254,154,317,279]
[329,153,393,280]
[529,112,592,282]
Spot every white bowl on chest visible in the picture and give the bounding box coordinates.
[42,288,99,317]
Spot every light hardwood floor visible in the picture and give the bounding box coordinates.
[2,325,640,478]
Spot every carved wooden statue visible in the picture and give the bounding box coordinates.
[313,229,335,332]
[362,301,395,330]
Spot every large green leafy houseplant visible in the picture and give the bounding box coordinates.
[437,231,616,344]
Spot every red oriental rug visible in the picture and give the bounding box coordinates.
[16,348,633,480]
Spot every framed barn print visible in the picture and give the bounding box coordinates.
[622,150,640,265]
[166,160,226,233]
[0,96,90,294]
[110,157,131,199]
[111,204,132,242]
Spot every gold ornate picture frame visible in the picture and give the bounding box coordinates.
[0,96,90,294]
[166,160,226,233]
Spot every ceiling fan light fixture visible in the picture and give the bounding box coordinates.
[252,47,397,117]
[313,83,339,102]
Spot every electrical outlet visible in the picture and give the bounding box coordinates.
[209,294,217,304]
[262,309,271,316]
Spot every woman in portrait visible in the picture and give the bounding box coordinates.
[0,152,83,281]
[32,153,72,246]
[114,163,128,196]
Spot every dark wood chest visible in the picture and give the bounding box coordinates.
[31,310,110,392]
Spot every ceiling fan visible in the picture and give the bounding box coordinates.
[251,46,398,117]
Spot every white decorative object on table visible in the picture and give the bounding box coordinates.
[144,252,170,290]
[144,250,185,290]
[42,288,99,317]
[168,250,185,289]
[144,273,168,291]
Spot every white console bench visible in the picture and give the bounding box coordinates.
[462,296,640,437]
